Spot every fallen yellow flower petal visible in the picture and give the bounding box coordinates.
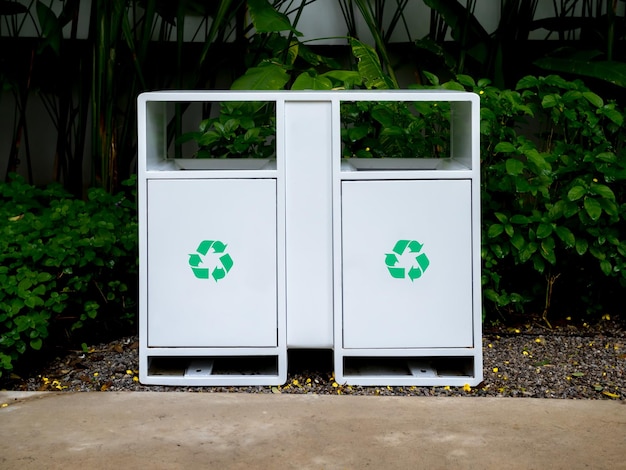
[492,367,499,373]
[133,376,139,382]
[602,391,620,399]
[332,382,339,388]
[1,403,8,408]
[463,383,471,392]
[126,370,133,375]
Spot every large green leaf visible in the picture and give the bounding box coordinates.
[351,0,398,87]
[231,62,290,90]
[350,38,395,90]
[422,0,490,64]
[291,72,333,90]
[36,1,62,55]
[321,70,362,88]
[247,0,302,36]
[584,197,602,221]
[534,58,626,88]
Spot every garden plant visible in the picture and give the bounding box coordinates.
[1,0,625,379]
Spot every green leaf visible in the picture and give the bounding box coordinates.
[519,242,538,263]
[247,0,302,36]
[510,215,530,224]
[483,289,499,303]
[321,70,362,88]
[584,197,602,221]
[598,199,618,217]
[575,238,588,255]
[488,224,504,238]
[536,223,553,239]
[601,107,624,126]
[533,255,546,273]
[534,58,626,88]
[600,260,612,276]
[595,152,617,163]
[231,62,290,90]
[291,72,333,90]
[505,158,524,175]
[516,76,539,89]
[456,74,476,87]
[36,1,62,55]
[30,338,43,350]
[582,91,603,108]
[494,212,508,224]
[589,183,615,200]
[511,233,525,250]
[555,226,575,247]
[541,94,559,108]
[541,237,557,264]
[494,142,516,153]
[422,0,490,54]
[567,186,587,201]
[24,296,44,308]
[350,38,395,90]
[548,201,565,220]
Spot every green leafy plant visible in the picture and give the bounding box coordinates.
[340,100,450,159]
[180,101,276,159]
[0,175,138,377]
[448,74,626,324]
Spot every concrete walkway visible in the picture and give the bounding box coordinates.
[1,391,625,469]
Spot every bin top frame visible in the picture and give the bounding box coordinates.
[138,89,480,174]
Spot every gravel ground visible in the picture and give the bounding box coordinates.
[3,320,625,399]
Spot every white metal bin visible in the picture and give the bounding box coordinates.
[332,92,482,387]
[138,93,288,386]
[138,90,482,387]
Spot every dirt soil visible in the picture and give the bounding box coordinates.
[2,316,625,399]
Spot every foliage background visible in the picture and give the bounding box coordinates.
[0,0,625,376]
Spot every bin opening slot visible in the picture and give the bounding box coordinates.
[340,100,451,162]
[343,356,474,378]
[154,100,276,163]
[148,356,279,377]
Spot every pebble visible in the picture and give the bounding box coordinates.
[3,323,625,399]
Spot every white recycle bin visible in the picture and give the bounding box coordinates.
[333,93,482,386]
[138,90,482,387]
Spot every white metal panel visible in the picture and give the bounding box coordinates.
[284,100,334,348]
[147,178,277,347]
[341,179,474,349]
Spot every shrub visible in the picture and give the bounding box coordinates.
[457,74,626,323]
[0,176,138,377]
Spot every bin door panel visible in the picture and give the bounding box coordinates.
[341,180,473,348]
[147,179,277,347]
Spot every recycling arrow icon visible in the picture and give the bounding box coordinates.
[385,239,430,281]
[188,240,234,282]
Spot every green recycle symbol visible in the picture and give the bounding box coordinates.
[385,239,430,281]
[188,240,234,282]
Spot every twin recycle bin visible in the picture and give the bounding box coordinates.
[138,90,482,387]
